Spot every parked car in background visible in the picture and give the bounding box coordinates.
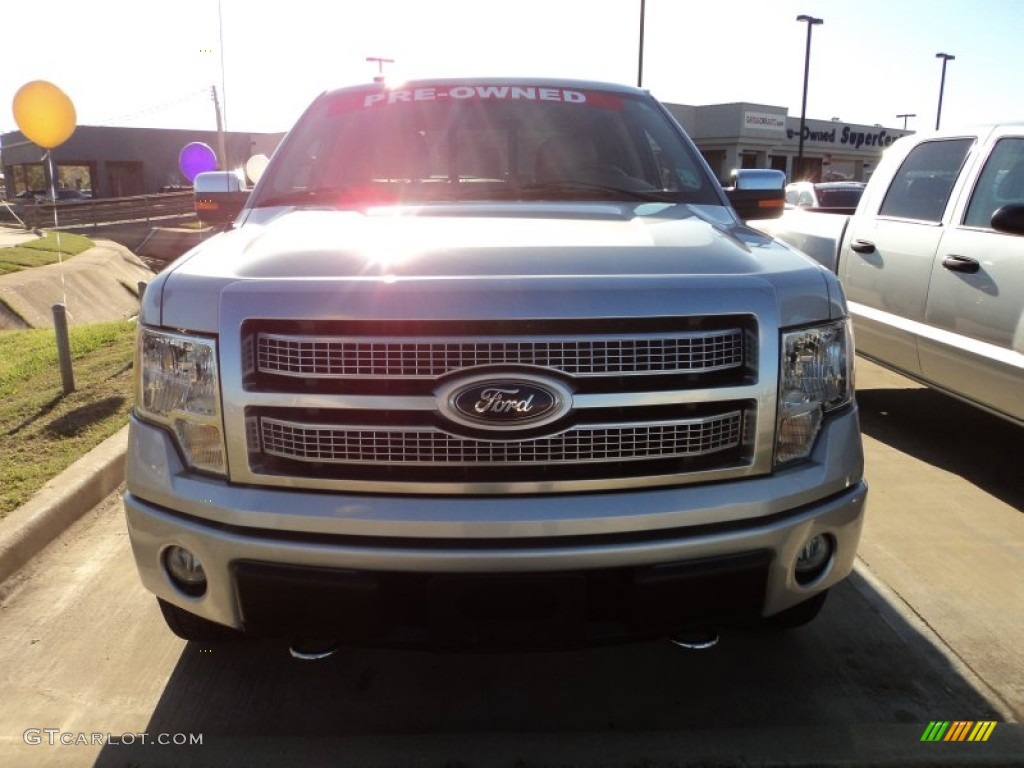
[7,188,89,223]
[785,181,866,212]
[9,190,44,218]
[758,124,1024,427]
[52,189,88,202]
[13,188,87,203]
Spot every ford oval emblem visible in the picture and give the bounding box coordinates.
[437,374,572,431]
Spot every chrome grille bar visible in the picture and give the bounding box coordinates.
[260,412,744,466]
[256,330,745,379]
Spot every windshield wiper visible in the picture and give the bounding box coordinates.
[253,182,682,208]
[519,181,678,203]
[252,187,372,209]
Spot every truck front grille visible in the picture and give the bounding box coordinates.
[236,316,761,492]
[256,329,745,379]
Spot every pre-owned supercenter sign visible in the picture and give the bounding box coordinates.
[786,124,907,150]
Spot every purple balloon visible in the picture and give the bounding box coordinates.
[179,142,218,182]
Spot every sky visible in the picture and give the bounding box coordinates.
[2,0,1022,140]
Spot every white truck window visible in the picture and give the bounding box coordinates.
[963,137,1024,228]
[878,138,973,222]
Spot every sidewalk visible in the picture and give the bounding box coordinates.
[0,225,40,248]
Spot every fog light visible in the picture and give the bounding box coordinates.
[164,546,207,596]
[795,534,832,585]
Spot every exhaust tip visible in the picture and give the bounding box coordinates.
[288,639,340,661]
[669,630,720,650]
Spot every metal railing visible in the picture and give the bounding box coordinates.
[1,191,195,229]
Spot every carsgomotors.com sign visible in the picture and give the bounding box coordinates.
[744,111,787,131]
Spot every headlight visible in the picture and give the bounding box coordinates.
[136,328,226,475]
[775,319,853,465]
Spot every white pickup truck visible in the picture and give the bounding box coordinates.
[125,78,867,654]
[758,124,1024,426]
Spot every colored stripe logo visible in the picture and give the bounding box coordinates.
[921,721,997,742]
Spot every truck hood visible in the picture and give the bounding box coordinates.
[148,203,840,332]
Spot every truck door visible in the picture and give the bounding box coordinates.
[922,134,1024,422]
[839,137,974,377]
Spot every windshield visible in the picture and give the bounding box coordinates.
[251,83,720,208]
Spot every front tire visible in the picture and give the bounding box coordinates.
[158,598,241,642]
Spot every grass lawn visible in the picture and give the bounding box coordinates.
[0,319,136,518]
[0,231,94,275]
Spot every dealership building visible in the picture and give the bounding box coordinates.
[0,126,284,199]
[1,101,909,199]
[665,101,911,183]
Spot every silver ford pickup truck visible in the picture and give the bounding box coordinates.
[124,78,867,652]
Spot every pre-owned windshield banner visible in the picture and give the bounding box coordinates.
[329,85,624,113]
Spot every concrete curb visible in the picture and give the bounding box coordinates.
[0,424,128,584]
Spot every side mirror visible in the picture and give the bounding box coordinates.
[725,168,786,221]
[194,170,250,226]
[991,203,1024,236]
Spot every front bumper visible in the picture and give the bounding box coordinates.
[124,413,867,646]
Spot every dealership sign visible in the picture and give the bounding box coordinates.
[786,124,907,150]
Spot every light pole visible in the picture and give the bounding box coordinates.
[796,15,823,181]
[935,53,955,129]
[897,113,916,130]
[366,56,395,84]
[637,0,646,87]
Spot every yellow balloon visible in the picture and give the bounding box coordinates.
[12,80,77,149]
